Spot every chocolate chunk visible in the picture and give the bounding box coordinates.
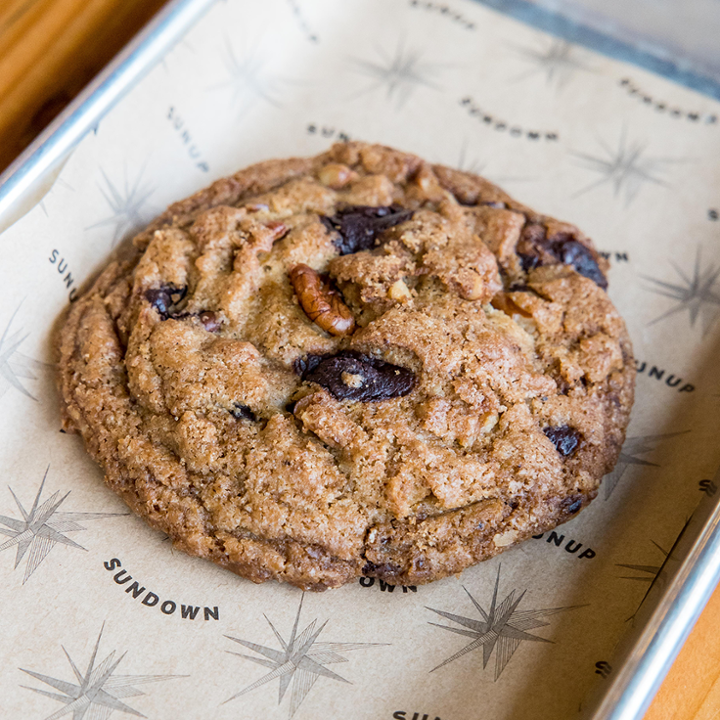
[553,236,608,289]
[361,559,402,577]
[518,224,607,288]
[517,224,546,272]
[231,403,256,421]
[299,350,416,402]
[293,354,324,377]
[144,287,224,329]
[518,253,541,273]
[561,495,583,515]
[144,285,188,319]
[145,289,172,317]
[322,205,413,255]
[484,200,507,209]
[544,425,581,456]
[198,311,221,332]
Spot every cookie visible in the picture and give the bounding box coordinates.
[57,142,635,590]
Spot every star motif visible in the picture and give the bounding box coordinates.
[456,141,535,185]
[0,469,125,584]
[616,540,668,582]
[224,595,388,718]
[87,167,155,244]
[456,141,485,176]
[286,0,318,43]
[0,304,46,402]
[617,519,690,623]
[642,248,720,335]
[511,38,593,89]
[39,177,74,216]
[348,38,449,108]
[427,566,581,681]
[603,431,686,499]
[20,624,184,719]
[572,128,678,205]
[211,37,291,116]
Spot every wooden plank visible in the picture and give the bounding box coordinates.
[644,584,720,719]
[0,0,169,173]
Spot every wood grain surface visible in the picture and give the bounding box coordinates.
[0,1,717,718]
[0,0,168,173]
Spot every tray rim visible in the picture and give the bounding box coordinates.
[0,0,217,235]
[2,1,720,718]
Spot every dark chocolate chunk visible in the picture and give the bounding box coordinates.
[198,311,221,332]
[293,354,324,377]
[517,224,546,272]
[561,495,583,515]
[361,559,402,577]
[544,425,582,457]
[518,224,607,288]
[231,403,257,421]
[299,350,416,402]
[518,253,541,273]
[322,205,413,255]
[144,287,224,329]
[553,236,608,289]
[145,288,172,317]
[144,285,188,319]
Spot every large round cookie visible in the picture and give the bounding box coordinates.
[57,142,635,590]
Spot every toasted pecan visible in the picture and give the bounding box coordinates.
[289,263,356,336]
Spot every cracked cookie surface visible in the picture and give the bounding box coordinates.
[57,142,635,590]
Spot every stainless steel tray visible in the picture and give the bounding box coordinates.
[2,1,719,718]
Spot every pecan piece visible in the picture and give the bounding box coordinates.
[289,264,356,336]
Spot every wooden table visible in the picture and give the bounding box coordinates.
[1,1,717,717]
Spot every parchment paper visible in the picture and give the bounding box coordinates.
[2,1,720,718]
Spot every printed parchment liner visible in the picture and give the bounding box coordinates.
[1,1,720,718]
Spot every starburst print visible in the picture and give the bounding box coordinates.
[457,141,485,176]
[212,37,291,116]
[616,540,668,583]
[642,249,720,335]
[456,141,535,185]
[572,129,678,205]
[0,304,46,402]
[0,469,125,584]
[224,595,387,718]
[511,38,593,88]
[348,38,449,108]
[617,519,690,622]
[287,0,318,43]
[39,178,74,217]
[603,431,686,499]
[21,624,184,718]
[427,567,582,681]
[87,167,155,243]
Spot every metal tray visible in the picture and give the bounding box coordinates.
[2,1,720,718]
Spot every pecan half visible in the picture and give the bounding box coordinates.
[289,264,356,336]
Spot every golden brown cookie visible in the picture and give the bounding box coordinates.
[57,142,635,590]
